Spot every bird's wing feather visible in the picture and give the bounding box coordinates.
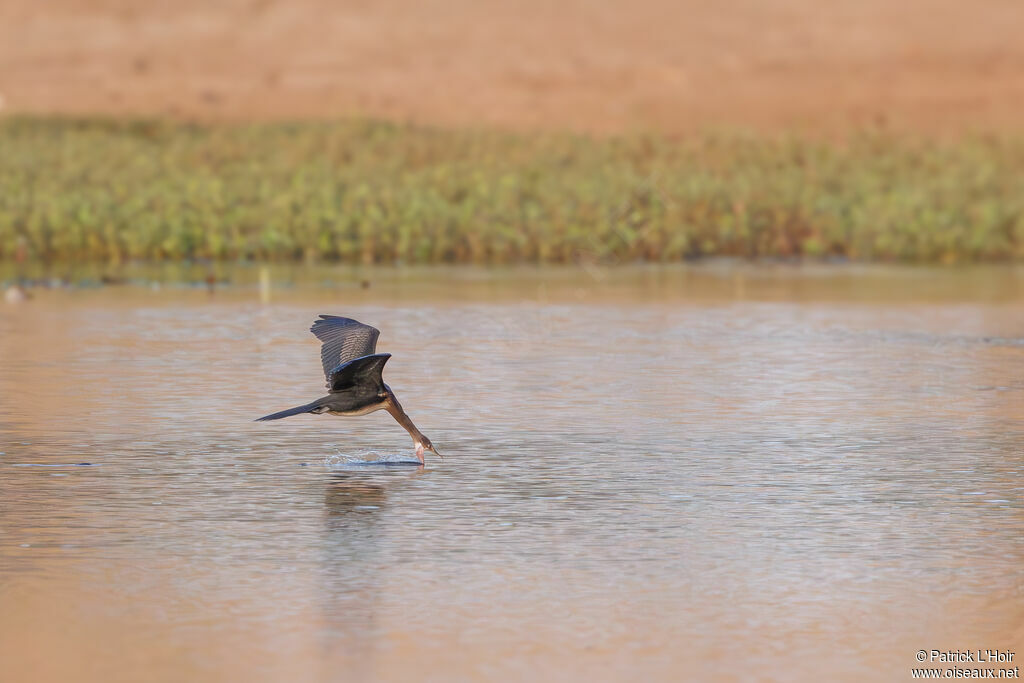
[310,315,381,381]
[328,353,391,393]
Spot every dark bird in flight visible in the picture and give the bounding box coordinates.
[256,315,441,463]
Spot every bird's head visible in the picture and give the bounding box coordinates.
[415,437,442,461]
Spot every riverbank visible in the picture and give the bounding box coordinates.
[2,117,1022,264]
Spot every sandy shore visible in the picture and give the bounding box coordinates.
[2,0,1023,133]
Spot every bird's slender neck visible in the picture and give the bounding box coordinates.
[384,390,427,444]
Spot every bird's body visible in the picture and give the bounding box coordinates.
[257,315,440,463]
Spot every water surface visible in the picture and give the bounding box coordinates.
[1,266,1022,682]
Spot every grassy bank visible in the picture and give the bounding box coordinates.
[1,117,1022,264]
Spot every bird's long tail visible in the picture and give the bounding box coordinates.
[255,400,324,422]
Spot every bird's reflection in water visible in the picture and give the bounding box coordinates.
[318,468,423,673]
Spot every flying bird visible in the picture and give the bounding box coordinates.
[256,315,441,463]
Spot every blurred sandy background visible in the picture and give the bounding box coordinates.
[1,0,1022,133]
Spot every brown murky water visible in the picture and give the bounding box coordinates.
[1,266,1022,682]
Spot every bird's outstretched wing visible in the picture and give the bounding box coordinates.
[310,315,381,381]
[328,353,391,392]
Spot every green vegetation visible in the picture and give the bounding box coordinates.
[1,117,1022,264]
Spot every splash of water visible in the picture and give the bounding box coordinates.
[324,450,422,467]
